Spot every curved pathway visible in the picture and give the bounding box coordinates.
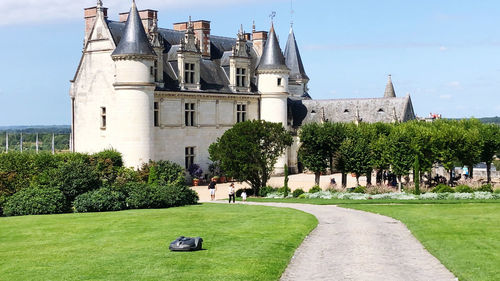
[241,202,456,281]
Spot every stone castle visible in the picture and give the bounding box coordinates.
[70,0,415,174]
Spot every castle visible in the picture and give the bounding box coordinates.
[70,0,415,174]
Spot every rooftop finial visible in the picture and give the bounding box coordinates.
[96,0,103,13]
[384,74,396,98]
[269,11,276,23]
[252,20,256,32]
[290,0,294,28]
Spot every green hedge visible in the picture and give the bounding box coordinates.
[74,187,126,213]
[3,187,66,216]
[126,183,198,209]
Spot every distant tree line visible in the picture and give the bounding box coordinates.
[299,119,500,193]
[0,133,70,153]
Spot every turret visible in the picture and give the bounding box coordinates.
[257,23,290,174]
[284,26,310,99]
[384,74,396,98]
[111,0,156,168]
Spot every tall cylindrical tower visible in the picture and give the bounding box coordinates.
[111,0,156,168]
[257,23,290,175]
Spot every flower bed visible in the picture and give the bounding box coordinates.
[265,191,500,200]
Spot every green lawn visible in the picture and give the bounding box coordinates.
[247,197,499,205]
[0,204,317,281]
[345,203,500,281]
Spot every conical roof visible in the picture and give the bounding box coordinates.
[257,24,288,72]
[384,75,396,98]
[284,27,309,80]
[112,0,155,57]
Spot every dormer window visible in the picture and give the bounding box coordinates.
[184,63,195,84]
[343,109,349,113]
[236,68,247,87]
[378,108,384,113]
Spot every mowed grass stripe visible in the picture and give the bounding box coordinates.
[342,203,500,281]
[0,204,317,281]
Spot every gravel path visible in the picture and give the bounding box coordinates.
[241,202,457,281]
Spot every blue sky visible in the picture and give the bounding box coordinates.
[0,0,499,126]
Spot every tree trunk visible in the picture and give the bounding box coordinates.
[414,155,420,195]
[366,170,372,186]
[356,175,360,186]
[449,169,453,185]
[397,175,402,192]
[468,165,474,179]
[314,172,321,186]
[376,169,382,185]
[486,162,492,183]
[341,172,347,187]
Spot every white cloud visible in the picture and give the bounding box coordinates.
[439,46,448,51]
[439,94,452,100]
[0,0,273,26]
[447,81,461,89]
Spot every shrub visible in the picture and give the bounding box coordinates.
[477,184,493,193]
[90,149,123,185]
[455,185,473,193]
[113,167,142,189]
[126,183,198,209]
[259,186,277,197]
[292,189,305,198]
[309,185,322,193]
[142,160,186,186]
[352,186,367,194]
[432,184,455,193]
[55,160,101,201]
[236,188,254,197]
[74,187,126,213]
[188,164,203,179]
[364,185,395,195]
[3,187,66,216]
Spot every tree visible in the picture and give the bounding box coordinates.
[369,123,393,185]
[479,123,500,183]
[387,124,414,189]
[208,120,292,195]
[338,124,372,186]
[456,119,483,178]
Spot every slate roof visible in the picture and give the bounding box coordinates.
[284,28,309,80]
[257,24,289,72]
[111,1,155,57]
[289,95,415,127]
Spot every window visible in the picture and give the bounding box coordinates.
[343,109,349,113]
[277,78,282,86]
[185,147,195,169]
[237,103,247,123]
[154,102,159,127]
[184,63,195,84]
[236,68,246,87]
[185,103,196,126]
[378,108,385,113]
[100,107,106,130]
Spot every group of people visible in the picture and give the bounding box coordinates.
[208,178,246,203]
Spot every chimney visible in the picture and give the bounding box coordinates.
[244,33,252,41]
[192,20,211,58]
[84,6,108,40]
[120,9,158,33]
[173,22,188,31]
[252,31,268,57]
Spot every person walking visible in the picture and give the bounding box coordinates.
[228,183,236,203]
[208,178,217,201]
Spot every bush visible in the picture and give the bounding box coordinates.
[113,167,142,189]
[141,160,186,186]
[236,188,254,197]
[309,185,322,193]
[90,149,123,185]
[259,186,277,197]
[455,185,474,193]
[188,164,203,179]
[3,187,66,216]
[432,184,455,193]
[292,189,305,198]
[352,186,367,194]
[74,187,126,213]
[126,183,198,209]
[55,160,101,201]
[477,184,493,193]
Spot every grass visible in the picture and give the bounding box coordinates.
[0,203,317,281]
[343,203,500,281]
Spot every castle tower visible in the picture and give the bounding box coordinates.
[111,0,156,168]
[284,26,310,99]
[384,74,396,98]
[257,23,290,174]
